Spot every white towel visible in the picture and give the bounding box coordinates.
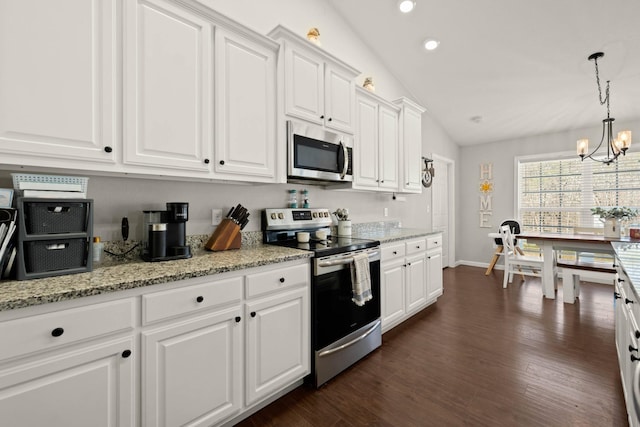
[350,252,372,306]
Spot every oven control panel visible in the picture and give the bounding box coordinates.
[263,208,332,230]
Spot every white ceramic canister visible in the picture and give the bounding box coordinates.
[338,220,352,237]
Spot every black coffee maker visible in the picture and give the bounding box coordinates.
[142,202,192,262]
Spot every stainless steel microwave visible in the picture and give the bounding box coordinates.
[287,120,353,184]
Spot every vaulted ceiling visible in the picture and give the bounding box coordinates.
[329,0,640,146]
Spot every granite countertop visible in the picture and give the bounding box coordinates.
[0,225,439,312]
[612,242,640,299]
[352,227,440,244]
[0,244,311,312]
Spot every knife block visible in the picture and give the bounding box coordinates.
[205,218,241,251]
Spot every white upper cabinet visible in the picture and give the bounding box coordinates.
[324,64,357,133]
[354,93,379,188]
[213,28,279,182]
[269,25,359,134]
[282,46,324,126]
[394,97,426,193]
[124,0,212,174]
[124,1,280,182]
[379,103,401,190]
[354,88,400,191]
[0,0,117,168]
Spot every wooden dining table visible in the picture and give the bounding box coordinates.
[518,232,639,299]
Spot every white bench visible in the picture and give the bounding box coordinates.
[558,261,616,304]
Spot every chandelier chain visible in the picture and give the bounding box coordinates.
[592,56,610,116]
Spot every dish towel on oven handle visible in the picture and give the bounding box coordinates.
[350,252,372,306]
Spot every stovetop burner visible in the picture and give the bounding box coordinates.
[268,235,379,257]
[262,208,379,257]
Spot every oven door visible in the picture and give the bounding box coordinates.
[288,120,353,182]
[313,252,380,351]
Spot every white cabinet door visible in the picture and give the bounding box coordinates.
[402,106,423,192]
[427,248,444,302]
[283,46,324,125]
[324,64,355,133]
[0,0,117,167]
[378,103,400,191]
[405,253,427,314]
[245,287,309,406]
[124,0,212,173]
[354,95,379,189]
[354,90,400,191]
[0,337,134,427]
[271,26,359,134]
[395,98,425,193]
[214,28,278,182]
[142,306,242,427]
[381,258,406,332]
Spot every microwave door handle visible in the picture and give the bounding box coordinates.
[339,141,348,179]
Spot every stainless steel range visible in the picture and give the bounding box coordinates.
[262,208,382,387]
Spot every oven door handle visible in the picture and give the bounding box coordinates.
[317,251,379,267]
[318,320,381,358]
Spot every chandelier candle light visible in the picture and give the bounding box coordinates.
[577,52,632,165]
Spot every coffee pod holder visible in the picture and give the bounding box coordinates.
[205,218,241,251]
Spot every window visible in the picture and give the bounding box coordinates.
[517,151,640,233]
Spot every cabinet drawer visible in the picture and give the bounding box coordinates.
[427,235,442,250]
[405,238,427,255]
[0,299,134,361]
[143,276,243,324]
[246,263,309,299]
[382,243,405,262]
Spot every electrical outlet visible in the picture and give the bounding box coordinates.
[211,208,222,226]
[383,207,388,217]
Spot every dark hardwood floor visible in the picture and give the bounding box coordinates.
[236,266,627,427]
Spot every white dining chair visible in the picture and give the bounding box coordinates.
[500,225,545,289]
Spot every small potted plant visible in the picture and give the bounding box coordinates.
[591,207,639,238]
[333,208,351,236]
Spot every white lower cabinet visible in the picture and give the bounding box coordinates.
[381,256,406,331]
[405,251,427,314]
[0,299,136,427]
[381,234,443,333]
[427,235,444,302]
[245,287,309,405]
[0,337,135,427]
[140,261,309,426]
[615,263,640,427]
[142,306,243,427]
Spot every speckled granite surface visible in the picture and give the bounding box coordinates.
[350,222,439,244]
[0,243,311,312]
[612,242,640,299]
[0,224,437,312]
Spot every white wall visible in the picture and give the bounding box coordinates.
[0,0,459,241]
[457,118,640,267]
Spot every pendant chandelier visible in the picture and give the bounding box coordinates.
[576,52,632,165]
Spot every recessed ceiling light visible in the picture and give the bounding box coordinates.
[398,0,416,13]
[423,39,440,51]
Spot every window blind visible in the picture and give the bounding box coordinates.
[517,151,640,234]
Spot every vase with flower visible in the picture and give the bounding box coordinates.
[591,207,639,238]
